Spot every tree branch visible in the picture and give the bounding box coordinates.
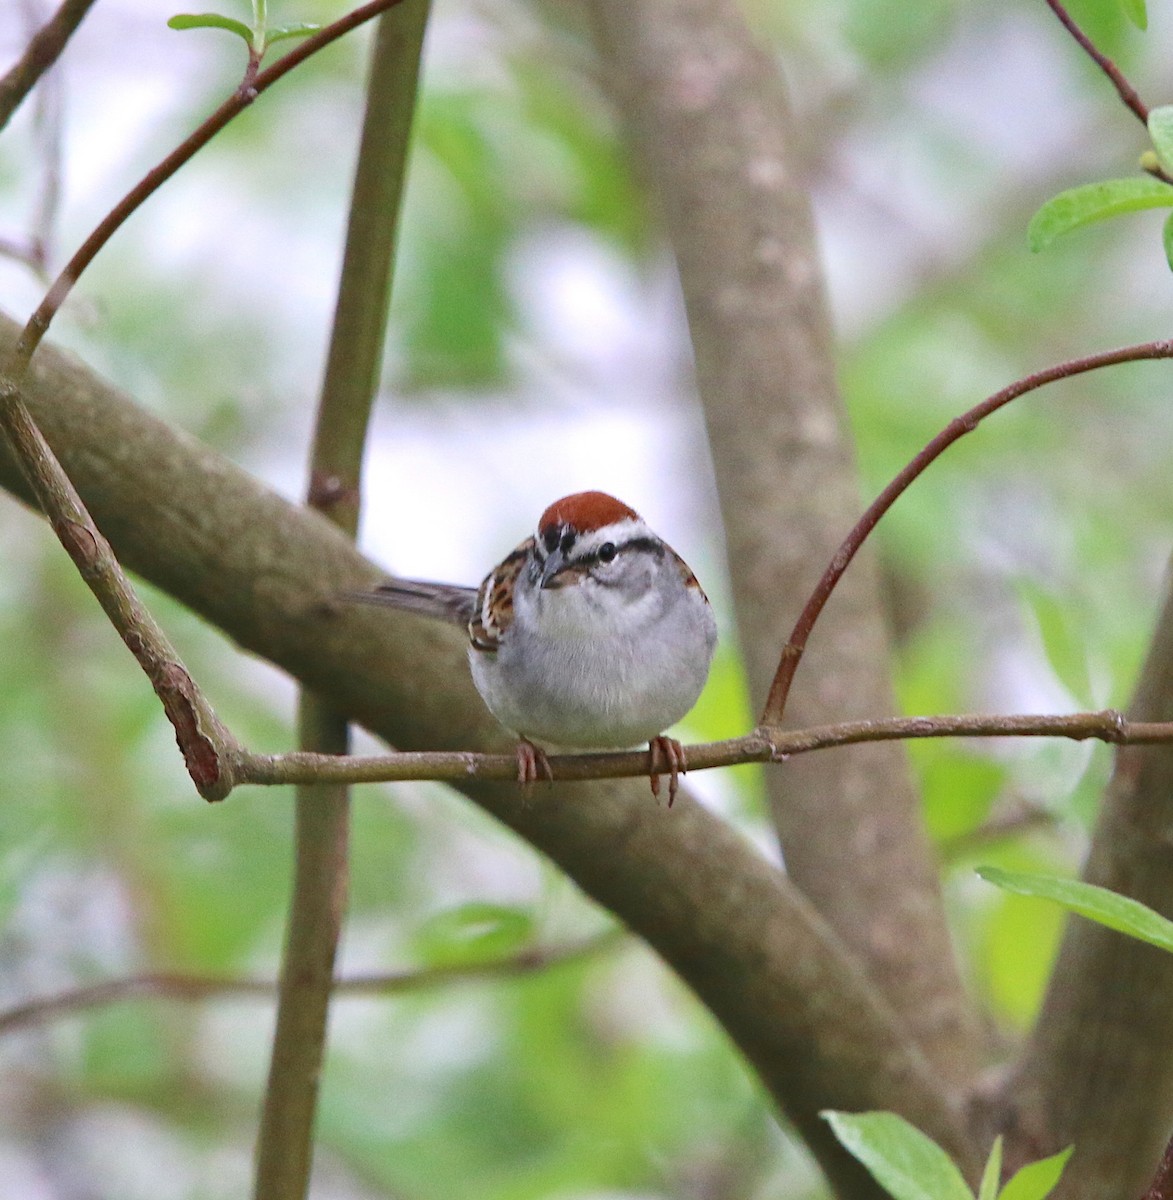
[255,5,429,1196]
[0,930,625,1037]
[763,341,1173,724]
[1042,0,1148,124]
[0,0,416,803]
[0,0,97,133]
[0,315,975,1197]
[584,0,982,1104]
[225,709,1173,788]
[1012,580,1173,1198]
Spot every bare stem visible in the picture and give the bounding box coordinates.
[220,708,1171,790]
[760,340,1173,725]
[0,0,411,801]
[0,377,240,798]
[1043,0,1149,124]
[6,0,410,383]
[0,931,623,1038]
[0,0,98,132]
[254,5,429,1198]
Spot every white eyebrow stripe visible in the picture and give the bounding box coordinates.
[567,518,650,557]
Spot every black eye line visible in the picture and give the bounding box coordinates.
[575,535,661,571]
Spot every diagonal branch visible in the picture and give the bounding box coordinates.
[0,316,976,1197]
[0,0,98,132]
[1042,0,1148,124]
[0,0,413,802]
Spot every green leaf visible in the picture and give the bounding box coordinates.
[1027,177,1173,251]
[167,12,254,43]
[977,867,1173,953]
[266,21,322,45]
[1148,107,1173,174]
[823,1111,974,1200]
[413,902,536,968]
[1163,211,1173,273]
[1119,0,1147,31]
[1016,580,1093,706]
[979,1137,1003,1200]
[999,1146,1074,1200]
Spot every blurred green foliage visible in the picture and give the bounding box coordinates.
[0,0,1170,1195]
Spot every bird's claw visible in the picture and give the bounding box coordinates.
[649,736,687,807]
[515,737,553,794]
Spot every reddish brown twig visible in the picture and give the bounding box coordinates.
[0,0,410,802]
[761,339,1173,725]
[1043,0,1148,124]
[0,0,98,132]
[7,0,410,383]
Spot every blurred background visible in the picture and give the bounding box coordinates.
[0,0,1171,1195]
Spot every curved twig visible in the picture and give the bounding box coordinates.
[0,0,411,802]
[8,0,409,381]
[760,339,1173,725]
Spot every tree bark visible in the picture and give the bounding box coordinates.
[0,315,976,1194]
[1013,582,1173,1197]
[584,0,982,1089]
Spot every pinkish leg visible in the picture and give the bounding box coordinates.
[515,737,553,791]
[649,736,687,807]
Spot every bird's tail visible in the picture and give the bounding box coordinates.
[343,578,478,627]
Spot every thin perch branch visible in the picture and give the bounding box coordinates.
[761,339,1173,725]
[227,708,1162,789]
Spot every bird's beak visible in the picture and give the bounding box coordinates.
[540,548,571,590]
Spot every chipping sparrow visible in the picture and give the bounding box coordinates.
[352,491,717,804]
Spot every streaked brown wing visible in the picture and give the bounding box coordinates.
[470,537,533,652]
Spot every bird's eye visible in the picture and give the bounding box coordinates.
[597,542,617,563]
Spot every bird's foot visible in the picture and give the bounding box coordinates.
[515,737,554,794]
[649,736,687,807]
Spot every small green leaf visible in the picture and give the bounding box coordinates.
[977,867,1173,954]
[999,1146,1074,1200]
[167,12,254,43]
[413,902,535,968]
[823,1111,974,1200]
[1148,107,1173,174]
[979,1137,1003,1200]
[1118,0,1148,31]
[266,21,322,44]
[1016,580,1093,707]
[1164,211,1173,273]
[1027,177,1173,251]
